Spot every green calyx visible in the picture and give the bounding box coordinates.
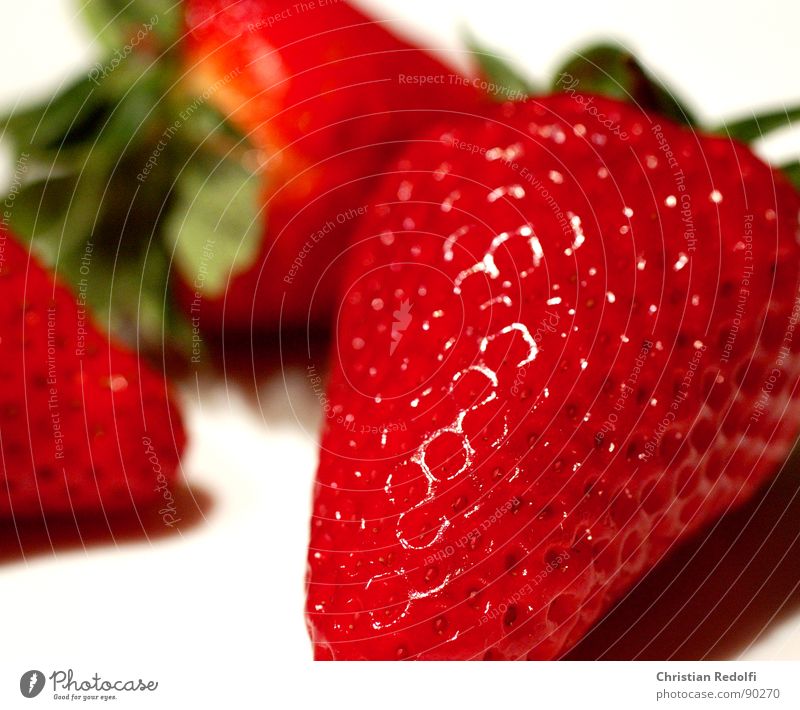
[549,42,697,127]
[463,33,537,101]
[469,38,800,190]
[1,0,264,355]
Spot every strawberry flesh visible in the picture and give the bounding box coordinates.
[306,95,800,659]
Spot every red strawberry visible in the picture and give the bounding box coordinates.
[0,227,185,520]
[183,0,484,330]
[305,94,800,659]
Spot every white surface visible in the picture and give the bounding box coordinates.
[1,1,800,707]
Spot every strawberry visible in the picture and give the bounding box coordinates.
[183,0,485,329]
[305,94,800,659]
[0,227,185,520]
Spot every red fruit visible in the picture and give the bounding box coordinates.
[305,95,800,659]
[183,0,484,330]
[0,227,185,519]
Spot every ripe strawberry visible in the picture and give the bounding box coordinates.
[305,94,800,659]
[183,0,484,329]
[0,227,185,520]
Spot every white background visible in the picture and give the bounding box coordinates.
[1,0,800,708]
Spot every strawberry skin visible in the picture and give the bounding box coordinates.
[0,228,185,519]
[183,0,484,330]
[305,95,800,659]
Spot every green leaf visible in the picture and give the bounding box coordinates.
[714,107,800,143]
[110,238,173,346]
[0,0,253,357]
[9,170,108,262]
[551,42,697,127]
[177,99,245,149]
[101,68,166,155]
[81,0,182,52]
[779,161,800,192]
[60,230,177,350]
[465,34,537,101]
[6,177,75,255]
[0,73,111,153]
[164,156,264,299]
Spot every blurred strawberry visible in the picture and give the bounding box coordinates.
[0,226,185,519]
[180,0,485,330]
